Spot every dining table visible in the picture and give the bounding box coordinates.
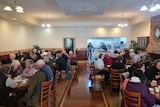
[13,77,29,98]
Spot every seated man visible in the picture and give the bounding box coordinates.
[36,59,54,88]
[0,65,18,106]
[95,54,110,84]
[55,53,67,78]
[18,64,46,107]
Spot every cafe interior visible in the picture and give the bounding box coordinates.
[1,0,160,107]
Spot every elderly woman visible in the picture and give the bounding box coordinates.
[145,59,160,81]
[21,59,34,78]
[0,65,18,106]
[10,60,23,78]
[121,70,155,107]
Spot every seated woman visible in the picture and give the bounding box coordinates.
[21,59,34,78]
[69,51,77,65]
[111,55,125,69]
[0,65,18,106]
[145,59,160,81]
[103,53,112,67]
[121,69,156,107]
[10,60,23,78]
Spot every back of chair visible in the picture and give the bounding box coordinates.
[125,58,133,65]
[119,73,125,86]
[110,69,124,84]
[110,69,124,94]
[40,80,52,107]
[122,88,141,107]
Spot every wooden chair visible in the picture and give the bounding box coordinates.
[89,64,105,90]
[51,71,59,105]
[26,80,52,107]
[125,57,133,65]
[119,73,125,86]
[38,80,52,107]
[122,88,141,107]
[110,69,124,94]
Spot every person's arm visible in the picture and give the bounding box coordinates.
[6,78,18,88]
[27,76,37,99]
[141,84,156,106]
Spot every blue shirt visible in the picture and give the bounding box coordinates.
[41,64,54,87]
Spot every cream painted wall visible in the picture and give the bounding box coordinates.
[0,18,34,52]
[34,26,132,49]
[0,17,149,52]
[132,21,150,41]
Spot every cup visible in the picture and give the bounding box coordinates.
[155,87,159,93]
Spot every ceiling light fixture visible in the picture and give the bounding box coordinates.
[118,14,128,27]
[140,0,160,12]
[3,0,24,13]
[41,15,51,28]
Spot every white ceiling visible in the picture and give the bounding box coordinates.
[0,0,160,27]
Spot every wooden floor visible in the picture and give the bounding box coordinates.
[62,61,107,107]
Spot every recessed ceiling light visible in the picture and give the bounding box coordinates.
[13,18,16,20]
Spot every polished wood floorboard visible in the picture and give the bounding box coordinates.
[62,61,106,107]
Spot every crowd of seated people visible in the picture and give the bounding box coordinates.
[0,48,77,107]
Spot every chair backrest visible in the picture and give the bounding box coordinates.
[122,88,141,107]
[119,73,125,86]
[125,57,133,65]
[53,71,59,89]
[40,79,52,107]
[110,69,124,88]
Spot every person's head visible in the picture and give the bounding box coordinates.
[69,51,73,55]
[9,53,16,60]
[47,51,52,57]
[153,59,160,70]
[98,54,104,59]
[30,63,40,75]
[56,53,62,58]
[114,50,119,54]
[133,62,145,72]
[0,65,11,75]
[36,59,45,68]
[25,59,34,68]
[11,60,20,70]
[130,69,148,83]
[116,55,124,62]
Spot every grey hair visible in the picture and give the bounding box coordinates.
[9,53,16,59]
[25,59,34,64]
[31,63,40,70]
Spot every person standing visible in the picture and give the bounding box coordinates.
[87,42,93,60]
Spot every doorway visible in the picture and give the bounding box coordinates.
[63,38,75,54]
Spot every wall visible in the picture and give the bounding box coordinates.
[34,26,132,49]
[0,17,150,52]
[132,21,150,41]
[0,18,34,52]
